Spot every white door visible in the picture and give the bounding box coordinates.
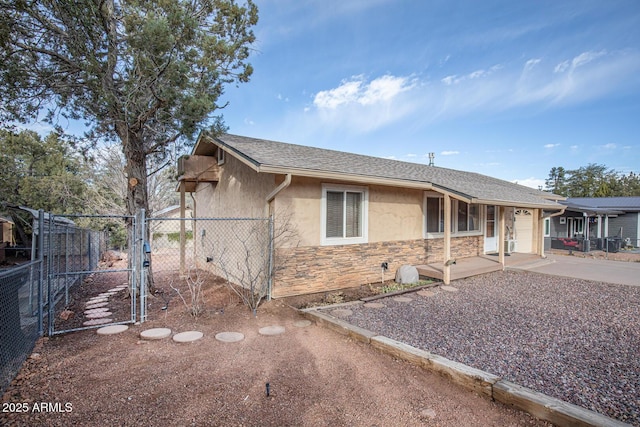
[484,205,498,253]
[514,209,533,253]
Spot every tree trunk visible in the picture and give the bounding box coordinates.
[118,127,155,293]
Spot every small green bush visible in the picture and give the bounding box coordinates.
[379,280,433,294]
[167,230,193,242]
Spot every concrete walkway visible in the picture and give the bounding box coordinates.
[509,253,640,287]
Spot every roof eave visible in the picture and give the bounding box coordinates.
[471,198,565,210]
[258,165,434,190]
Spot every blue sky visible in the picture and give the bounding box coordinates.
[220,0,640,189]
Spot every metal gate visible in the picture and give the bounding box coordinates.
[45,213,140,335]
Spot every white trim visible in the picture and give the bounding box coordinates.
[217,146,226,165]
[321,184,369,246]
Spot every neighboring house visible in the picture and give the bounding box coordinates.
[0,216,14,264]
[149,205,193,251]
[178,134,565,297]
[546,197,640,252]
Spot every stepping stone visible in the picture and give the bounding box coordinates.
[83,318,113,326]
[97,325,129,335]
[331,309,353,317]
[98,292,117,297]
[441,285,459,292]
[364,302,385,308]
[173,331,203,343]
[86,311,112,319]
[140,328,172,340]
[417,290,435,297]
[84,307,111,315]
[85,301,109,309]
[108,287,125,292]
[393,296,413,303]
[215,332,245,343]
[88,297,108,304]
[258,325,285,336]
[293,320,312,328]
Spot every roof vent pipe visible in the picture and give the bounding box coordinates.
[428,152,435,166]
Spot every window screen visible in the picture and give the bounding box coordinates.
[326,191,344,238]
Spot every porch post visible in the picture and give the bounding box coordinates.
[443,194,451,284]
[498,206,506,269]
[180,180,186,276]
[536,209,544,257]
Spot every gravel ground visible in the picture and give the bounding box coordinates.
[332,270,640,426]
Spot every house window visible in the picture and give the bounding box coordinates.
[426,197,444,233]
[217,146,226,165]
[544,217,551,237]
[321,184,368,245]
[458,202,480,232]
[425,194,480,236]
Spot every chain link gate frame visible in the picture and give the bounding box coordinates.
[45,213,140,335]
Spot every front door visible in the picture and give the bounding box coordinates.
[484,205,498,253]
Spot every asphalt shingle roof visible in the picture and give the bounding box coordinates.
[200,134,563,209]
[565,197,640,212]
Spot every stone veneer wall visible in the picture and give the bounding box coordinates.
[273,235,482,297]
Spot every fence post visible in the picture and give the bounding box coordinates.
[267,215,274,301]
[37,209,44,336]
[47,214,54,337]
[139,209,146,323]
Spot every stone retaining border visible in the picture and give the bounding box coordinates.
[301,306,631,427]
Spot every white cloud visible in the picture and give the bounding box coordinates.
[313,74,415,110]
[290,49,640,137]
[429,49,640,119]
[554,60,570,73]
[441,150,459,156]
[600,143,617,149]
[544,143,560,148]
[406,153,417,158]
[572,50,607,69]
[441,75,457,85]
[524,58,541,72]
[308,74,419,133]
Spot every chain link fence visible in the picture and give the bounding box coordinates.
[146,217,272,315]
[44,216,107,331]
[0,261,41,394]
[0,208,135,393]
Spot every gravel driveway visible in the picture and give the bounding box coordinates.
[336,270,640,426]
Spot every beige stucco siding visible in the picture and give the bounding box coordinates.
[368,185,423,242]
[274,178,424,248]
[195,153,275,218]
[274,176,321,247]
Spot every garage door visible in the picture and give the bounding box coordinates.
[514,209,533,253]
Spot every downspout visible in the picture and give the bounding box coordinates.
[265,173,292,300]
[266,173,292,205]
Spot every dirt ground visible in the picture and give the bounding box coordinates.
[1,262,551,427]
